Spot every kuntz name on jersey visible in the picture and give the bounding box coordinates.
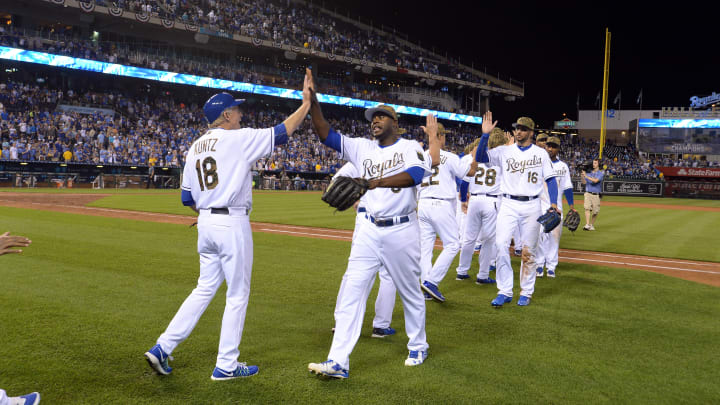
[363,152,404,178]
[506,155,542,174]
[194,138,218,154]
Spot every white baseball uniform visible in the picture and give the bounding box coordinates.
[536,159,573,273]
[323,129,431,370]
[333,162,396,330]
[418,149,470,286]
[156,124,282,371]
[456,157,501,280]
[487,143,556,299]
[0,389,7,405]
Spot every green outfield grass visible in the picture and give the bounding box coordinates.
[1,207,718,404]
[0,187,177,194]
[84,191,720,262]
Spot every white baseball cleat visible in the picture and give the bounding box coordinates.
[404,350,428,366]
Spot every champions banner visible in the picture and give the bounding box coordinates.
[637,119,720,154]
[657,166,720,178]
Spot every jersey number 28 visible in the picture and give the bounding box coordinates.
[195,157,219,191]
[474,168,496,186]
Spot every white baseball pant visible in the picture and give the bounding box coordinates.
[536,214,563,272]
[328,213,428,370]
[418,198,460,285]
[335,211,396,330]
[157,209,252,371]
[495,198,542,298]
[0,389,8,405]
[457,195,497,279]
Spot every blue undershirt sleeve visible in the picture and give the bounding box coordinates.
[321,128,342,152]
[273,123,288,145]
[181,189,195,206]
[459,180,469,202]
[545,177,558,205]
[405,166,425,185]
[563,188,574,206]
[474,133,490,163]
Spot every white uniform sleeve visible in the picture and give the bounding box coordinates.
[229,127,275,163]
[562,165,573,190]
[406,140,432,175]
[488,145,503,168]
[541,149,556,180]
[334,162,358,178]
[181,150,194,191]
[337,136,369,169]
[453,153,471,179]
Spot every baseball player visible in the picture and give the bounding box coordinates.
[144,80,312,380]
[476,112,559,307]
[332,162,397,337]
[536,136,575,278]
[511,132,547,255]
[455,128,506,284]
[418,123,477,302]
[306,69,439,378]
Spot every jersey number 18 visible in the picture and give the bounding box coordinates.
[195,157,219,191]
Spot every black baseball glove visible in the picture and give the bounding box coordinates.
[563,209,581,232]
[537,208,562,233]
[322,176,370,211]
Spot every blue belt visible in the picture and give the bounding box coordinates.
[423,197,453,201]
[366,214,410,227]
[503,194,539,201]
[471,193,498,198]
[357,207,366,213]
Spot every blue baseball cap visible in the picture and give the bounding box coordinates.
[203,93,245,123]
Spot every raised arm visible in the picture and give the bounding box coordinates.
[280,71,312,136]
[421,113,440,167]
[305,68,330,141]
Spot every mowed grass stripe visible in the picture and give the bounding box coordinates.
[86,192,720,262]
[1,207,719,404]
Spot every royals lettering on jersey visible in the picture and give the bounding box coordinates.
[418,149,469,200]
[540,159,572,211]
[488,144,555,196]
[339,135,431,218]
[181,126,276,210]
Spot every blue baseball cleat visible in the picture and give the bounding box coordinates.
[536,267,544,278]
[372,327,396,338]
[10,392,40,405]
[476,277,496,284]
[474,243,482,252]
[517,296,531,306]
[547,270,556,278]
[491,294,513,307]
[423,291,433,301]
[144,344,173,375]
[308,360,349,379]
[489,265,496,272]
[211,363,259,380]
[455,273,470,281]
[421,281,446,302]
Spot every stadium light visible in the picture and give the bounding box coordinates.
[0,45,482,124]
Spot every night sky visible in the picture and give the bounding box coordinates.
[331,0,718,128]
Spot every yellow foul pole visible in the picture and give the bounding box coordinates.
[599,28,611,159]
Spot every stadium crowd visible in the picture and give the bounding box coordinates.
[94,0,487,84]
[1,78,703,182]
[0,25,455,112]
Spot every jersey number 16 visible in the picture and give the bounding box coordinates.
[195,157,219,191]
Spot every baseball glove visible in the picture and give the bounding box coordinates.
[322,176,370,211]
[563,209,581,232]
[537,208,562,233]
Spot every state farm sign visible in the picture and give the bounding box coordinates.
[657,166,720,178]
